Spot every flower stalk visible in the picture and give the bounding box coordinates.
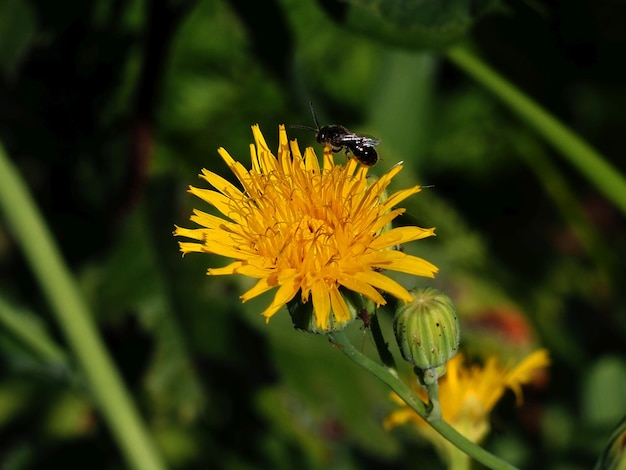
[328,330,519,470]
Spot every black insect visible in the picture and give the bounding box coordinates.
[292,102,380,166]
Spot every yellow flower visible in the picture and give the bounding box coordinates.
[384,350,550,464]
[174,125,438,331]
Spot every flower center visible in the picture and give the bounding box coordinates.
[279,215,337,272]
[297,216,329,244]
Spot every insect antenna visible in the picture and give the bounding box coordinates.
[289,124,317,132]
[308,101,321,130]
[289,101,322,134]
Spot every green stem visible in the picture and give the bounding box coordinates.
[370,311,396,369]
[0,144,166,470]
[421,368,442,422]
[328,330,518,470]
[445,44,626,217]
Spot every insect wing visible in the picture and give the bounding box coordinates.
[359,136,381,147]
[336,134,380,147]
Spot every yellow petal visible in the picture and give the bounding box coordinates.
[200,168,244,199]
[329,288,351,322]
[311,280,331,329]
[174,226,208,241]
[337,275,386,305]
[371,226,436,250]
[202,240,249,259]
[277,125,290,160]
[187,187,246,225]
[383,408,418,430]
[189,210,236,232]
[261,276,300,320]
[234,263,273,277]
[322,146,335,170]
[178,242,205,254]
[305,145,321,174]
[353,270,413,303]
[366,251,439,278]
[370,209,405,233]
[241,277,275,302]
[506,349,550,405]
[218,148,251,186]
[380,186,421,212]
[207,261,244,275]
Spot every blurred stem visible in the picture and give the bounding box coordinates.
[369,50,435,166]
[0,144,165,470]
[594,415,626,470]
[0,296,68,365]
[513,133,614,276]
[445,44,626,217]
[328,330,518,470]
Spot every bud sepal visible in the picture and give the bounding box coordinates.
[393,288,460,420]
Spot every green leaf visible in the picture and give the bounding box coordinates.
[0,0,35,75]
[342,0,502,50]
[582,356,626,429]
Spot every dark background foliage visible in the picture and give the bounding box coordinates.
[1,0,625,468]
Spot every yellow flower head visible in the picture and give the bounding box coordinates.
[174,125,438,331]
[385,350,550,451]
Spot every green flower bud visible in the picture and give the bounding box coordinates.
[393,288,460,371]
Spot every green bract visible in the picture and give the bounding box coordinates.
[393,288,460,371]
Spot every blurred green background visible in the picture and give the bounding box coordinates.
[1,0,626,468]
